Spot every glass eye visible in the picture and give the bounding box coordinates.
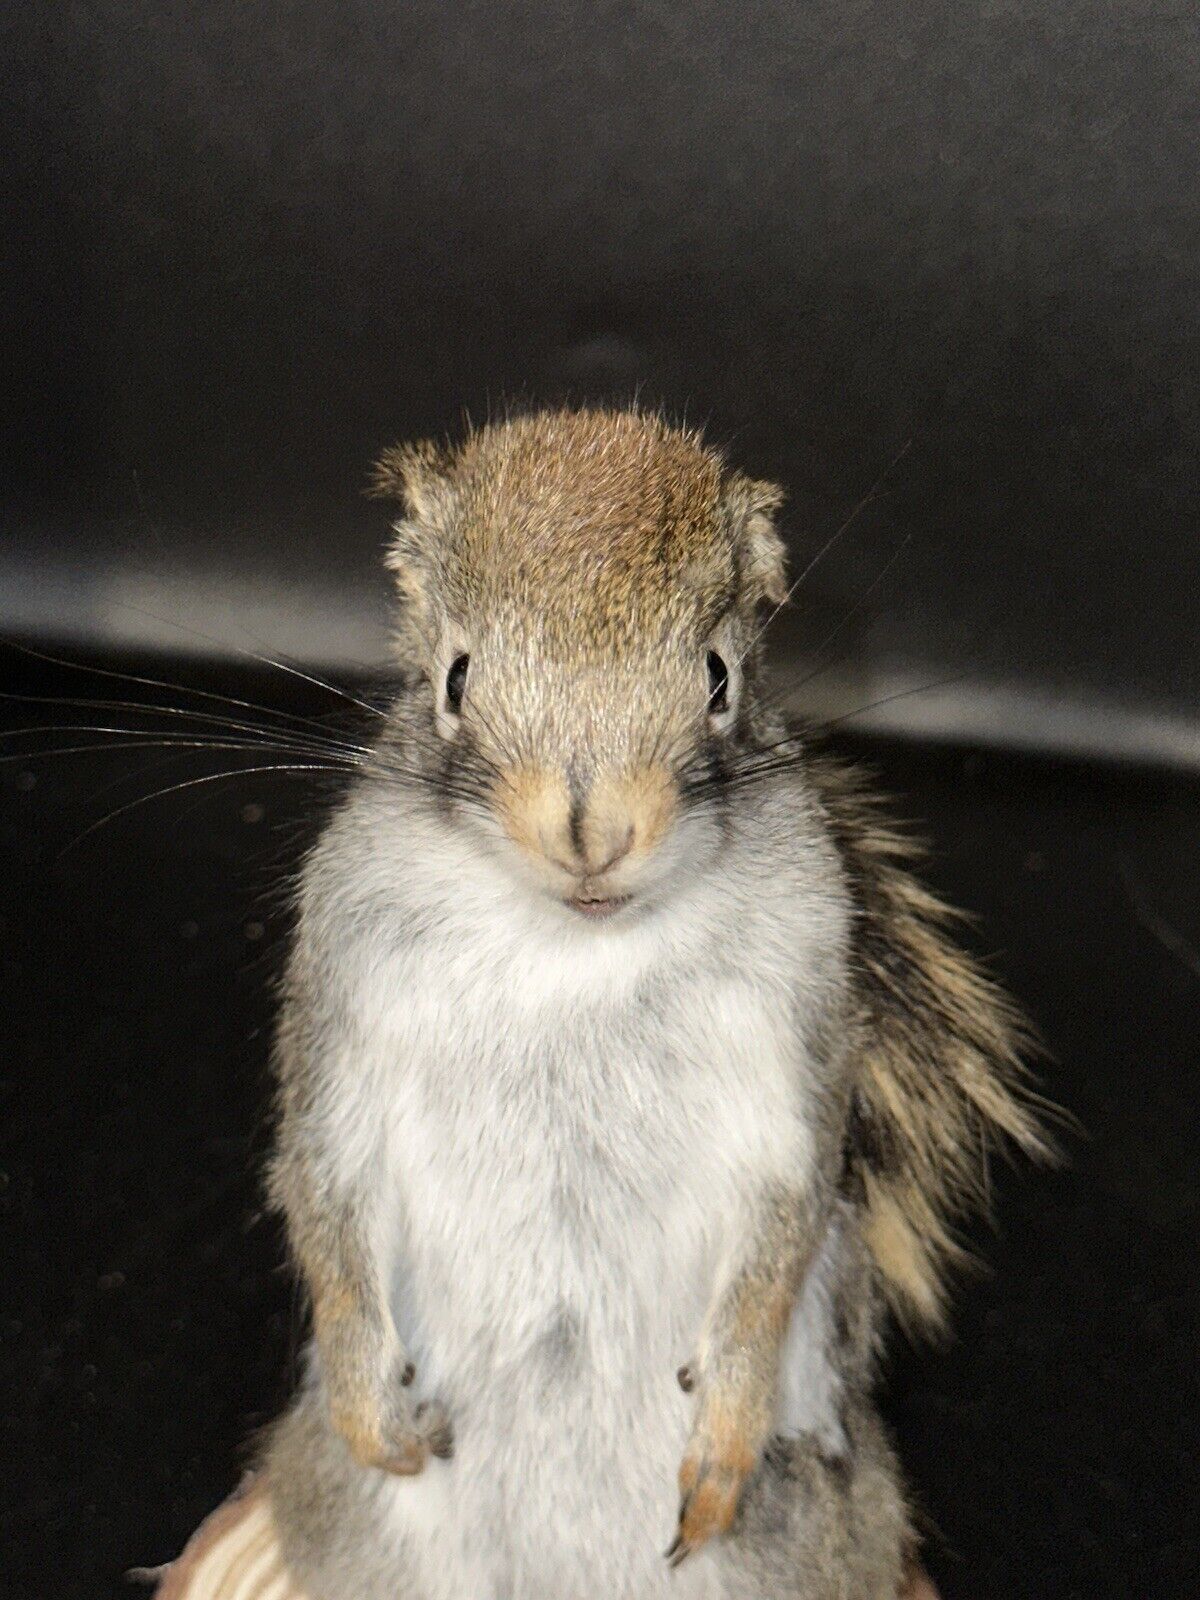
[445,654,469,714]
[706,650,729,713]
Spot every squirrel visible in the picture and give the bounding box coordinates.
[260,406,1048,1600]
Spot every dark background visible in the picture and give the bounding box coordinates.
[5,0,1200,762]
[2,4,1198,1597]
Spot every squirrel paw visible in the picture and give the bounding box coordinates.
[666,1388,762,1567]
[413,1397,455,1461]
[332,1406,428,1475]
[330,1365,454,1476]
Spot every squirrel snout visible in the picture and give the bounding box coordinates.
[496,764,677,890]
[553,816,635,879]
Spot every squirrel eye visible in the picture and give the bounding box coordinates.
[706,651,729,713]
[445,654,469,714]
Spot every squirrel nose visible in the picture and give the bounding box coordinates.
[509,765,675,885]
[567,783,636,878]
[585,823,635,877]
[544,825,633,876]
[543,810,634,878]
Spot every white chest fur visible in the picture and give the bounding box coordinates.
[336,929,813,1600]
[370,931,810,1379]
[300,793,849,1599]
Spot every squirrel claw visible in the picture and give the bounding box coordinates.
[665,1531,691,1568]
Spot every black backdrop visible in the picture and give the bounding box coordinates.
[4,1,1200,760]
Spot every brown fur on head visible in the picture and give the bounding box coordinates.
[371,408,786,909]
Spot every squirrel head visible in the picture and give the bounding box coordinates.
[371,407,786,918]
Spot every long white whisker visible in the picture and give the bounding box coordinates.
[748,525,917,728]
[735,438,913,676]
[0,638,374,744]
[0,691,373,757]
[59,763,341,858]
[818,672,970,732]
[111,602,389,722]
[764,533,914,714]
[0,716,371,758]
[0,736,361,766]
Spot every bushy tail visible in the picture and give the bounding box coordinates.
[811,752,1055,1334]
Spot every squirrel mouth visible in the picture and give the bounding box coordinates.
[565,893,630,919]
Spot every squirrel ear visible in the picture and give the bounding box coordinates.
[723,473,788,607]
[369,438,454,522]
[370,439,456,664]
[371,436,457,579]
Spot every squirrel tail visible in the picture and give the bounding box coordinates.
[811,751,1058,1334]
